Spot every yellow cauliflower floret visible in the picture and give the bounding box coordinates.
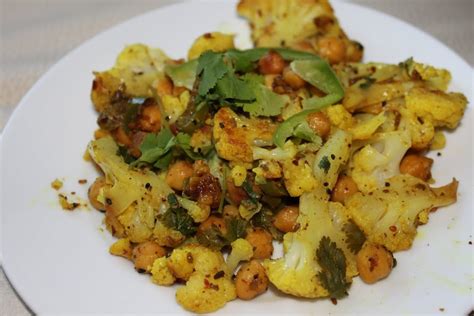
[176,271,236,314]
[399,105,435,150]
[213,107,276,162]
[231,165,247,187]
[349,112,386,140]
[226,238,254,273]
[190,126,212,154]
[325,104,354,129]
[92,44,169,112]
[109,238,132,259]
[430,131,446,150]
[167,244,236,313]
[160,90,190,123]
[405,87,467,129]
[237,0,363,63]
[150,257,175,286]
[188,32,235,60]
[346,175,458,252]
[282,158,317,197]
[349,131,411,193]
[152,221,185,248]
[408,61,451,91]
[252,160,282,184]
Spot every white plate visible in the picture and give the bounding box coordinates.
[1,0,472,314]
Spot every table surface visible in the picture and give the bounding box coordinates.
[1,0,473,314]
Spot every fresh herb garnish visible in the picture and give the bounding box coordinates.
[161,194,197,237]
[318,156,331,174]
[316,236,349,299]
[342,220,366,254]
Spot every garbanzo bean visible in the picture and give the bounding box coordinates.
[198,215,227,236]
[165,161,194,191]
[156,76,173,98]
[306,111,331,139]
[331,175,359,203]
[399,154,433,181]
[317,36,347,64]
[137,104,162,132]
[273,206,299,233]
[258,51,286,75]
[282,67,306,89]
[235,260,269,300]
[245,228,273,259]
[356,242,393,284]
[112,126,132,146]
[132,241,166,273]
[88,177,106,211]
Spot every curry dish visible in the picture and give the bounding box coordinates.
[82,0,467,313]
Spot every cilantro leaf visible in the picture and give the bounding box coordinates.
[132,128,175,167]
[215,73,255,101]
[196,51,229,96]
[318,156,331,174]
[226,217,249,242]
[342,220,366,254]
[162,194,197,237]
[243,83,288,117]
[316,236,349,299]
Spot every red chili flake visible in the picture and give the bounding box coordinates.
[389,225,397,232]
[78,179,88,184]
[330,298,338,305]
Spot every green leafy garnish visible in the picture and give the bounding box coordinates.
[196,51,229,96]
[215,73,255,101]
[162,194,197,237]
[116,145,136,164]
[226,217,249,242]
[359,77,376,90]
[318,156,331,174]
[251,209,283,241]
[132,128,175,168]
[242,179,260,204]
[316,236,349,299]
[342,220,366,254]
[293,120,321,143]
[196,217,248,250]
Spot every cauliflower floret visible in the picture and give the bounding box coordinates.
[264,193,359,298]
[109,238,132,259]
[152,221,185,248]
[190,125,212,154]
[150,257,175,286]
[187,32,235,60]
[226,238,254,273]
[166,244,236,313]
[349,112,386,140]
[407,61,451,91]
[346,175,458,252]
[92,44,169,112]
[264,130,357,299]
[237,0,363,63]
[252,160,282,184]
[405,87,467,129]
[399,106,435,150]
[88,137,173,242]
[282,158,317,197]
[349,131,411,193]
[176,271,236,313]
[177,196,210,223]
[252,140,297,161]
[324,104,354,130]
[160,90,190,124]
[213,107,276,162]
[230,165,247,187]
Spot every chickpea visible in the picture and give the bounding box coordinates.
[223,204,240,219]
[235,260,269,300]
[112,126,132,146]
[258,51,286,75]
[132,241,166,273]
[138,104,162,132]
[317,36,346,64]
[88,177,106,211]
[331,175,359,203]
[306,111,331,139]
[226,178,248,205]
[399,154,433,181]
[165,161,194,191]
[356,242,393,284]
[198,216,227,236]
[245,228,273,259]
[282,67,306,89]
[273,206,299,233]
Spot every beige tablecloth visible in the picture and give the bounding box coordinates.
[1,0,472,314]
